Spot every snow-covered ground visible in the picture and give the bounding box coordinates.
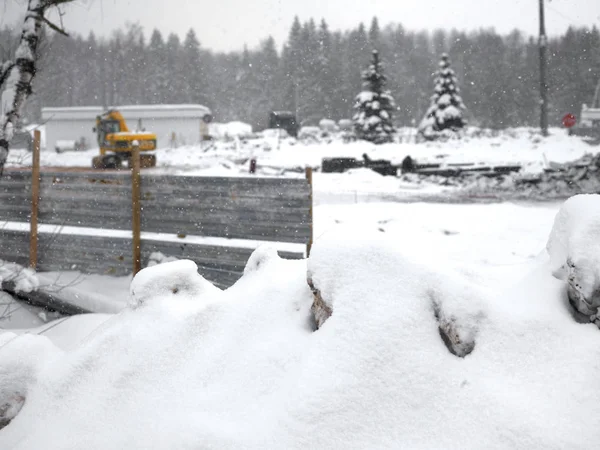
[2,128,600,447]
[6,127,595,176]
[1,196,600,448]
[6,126,597,204]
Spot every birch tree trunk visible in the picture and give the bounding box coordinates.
[0,0,73,175]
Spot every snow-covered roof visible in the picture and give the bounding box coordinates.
[41,104,212,121]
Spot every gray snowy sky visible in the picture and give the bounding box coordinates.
[2,0,600,52]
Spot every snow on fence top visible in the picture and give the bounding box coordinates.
[41,104,212,121]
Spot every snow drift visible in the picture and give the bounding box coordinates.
[1,217,600,448]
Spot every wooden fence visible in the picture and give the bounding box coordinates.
[0,170,312,289]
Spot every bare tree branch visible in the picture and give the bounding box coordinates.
[0,61,15,88]
[39,0,75,7]
[40,16,69,37]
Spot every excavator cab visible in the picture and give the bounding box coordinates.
[92,110,158,170]
[96,119,120,147]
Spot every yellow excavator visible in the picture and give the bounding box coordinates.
[92,110,158,169]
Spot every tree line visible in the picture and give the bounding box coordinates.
[1,17,599,131]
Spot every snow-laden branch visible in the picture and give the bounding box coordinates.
[0,0,74,175]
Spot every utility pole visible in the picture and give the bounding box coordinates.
[539,0,549,136]
[294,79,300,125]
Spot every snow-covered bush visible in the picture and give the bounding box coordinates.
[337,119,353,131]
[352,50,395,144]
[318,119,337,133]
[418,53,466,140]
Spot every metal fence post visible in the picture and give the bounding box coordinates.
[131,141,142,274]
[305,166,313,257]
[29,130,41,269]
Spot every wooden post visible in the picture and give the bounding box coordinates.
[131,141,142,274]
[29,130,41,269]
[305,166,313,257]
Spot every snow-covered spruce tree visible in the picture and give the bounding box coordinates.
[353,50,395,144]
[0,0,74,176]
[418,53,466,140]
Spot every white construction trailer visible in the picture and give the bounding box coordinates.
[41,104,212,152]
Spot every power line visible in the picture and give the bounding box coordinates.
[546,3,580,25]
[539,0,549,137]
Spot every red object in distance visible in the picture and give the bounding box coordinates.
[562,113,576,128]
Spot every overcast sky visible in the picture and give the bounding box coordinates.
[2,0,600,52]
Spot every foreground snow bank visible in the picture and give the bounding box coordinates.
[1,227,600,448]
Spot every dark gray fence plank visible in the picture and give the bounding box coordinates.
[0,172,310,243]
[0,230,30,267]
[139,175,310,242]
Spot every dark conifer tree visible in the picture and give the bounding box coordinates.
[352,50,395,143]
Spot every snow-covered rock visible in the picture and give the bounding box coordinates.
[307,228,485,356]
[547,194,600,320]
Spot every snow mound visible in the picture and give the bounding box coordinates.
[1,229,600,448]
[0,333,61,428]
[210,121,253,139]
[298,126,320,140]
[547,194,600,317]
[129,260,221,308]
[547,194,600,273]
[243,245,280,275]
[307,228,486,357]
